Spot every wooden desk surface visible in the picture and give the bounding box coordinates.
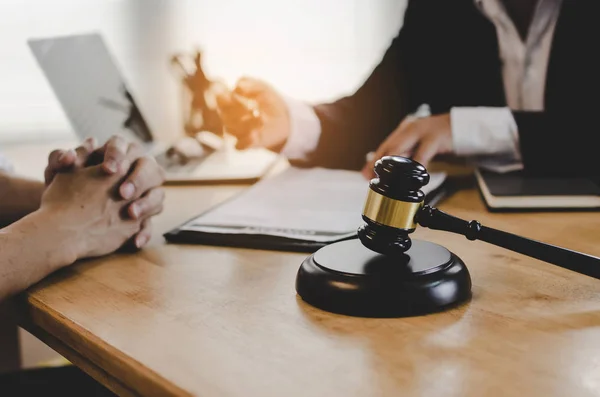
[9,158,600,397]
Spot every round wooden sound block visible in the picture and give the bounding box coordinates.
[296,239,472,317]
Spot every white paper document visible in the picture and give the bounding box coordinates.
[181,167,446,242]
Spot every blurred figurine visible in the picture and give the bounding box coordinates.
[170,49,225,137]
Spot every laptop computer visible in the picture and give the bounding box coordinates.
[27,32,280,183]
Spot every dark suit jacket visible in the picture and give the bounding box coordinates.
[307,0,599,178]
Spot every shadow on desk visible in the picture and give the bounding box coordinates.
[295,286,600,393]
[295,297,470,392]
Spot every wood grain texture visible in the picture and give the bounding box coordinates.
[16,319,139,397]
[12,176,600,397]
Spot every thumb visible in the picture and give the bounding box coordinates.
[44,149,77,185]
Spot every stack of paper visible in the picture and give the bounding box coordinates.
[169,167,447,248]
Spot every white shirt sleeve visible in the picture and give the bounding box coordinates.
[450,107,521,159]
[280,96,322,161]
[280,101,522,163]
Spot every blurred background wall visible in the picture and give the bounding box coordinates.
[0,0,407,143]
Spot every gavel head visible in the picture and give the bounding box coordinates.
[358,156,430,256]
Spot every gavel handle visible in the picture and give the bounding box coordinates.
[417,205,600,279]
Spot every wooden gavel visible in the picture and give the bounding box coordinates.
[358,156,600,279]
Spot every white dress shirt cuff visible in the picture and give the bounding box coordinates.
[451,107,521,159]
[280,96,322,161]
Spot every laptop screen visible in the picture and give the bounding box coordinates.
[28,33,153,146]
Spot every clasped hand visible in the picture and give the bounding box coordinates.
[41,135,165,261]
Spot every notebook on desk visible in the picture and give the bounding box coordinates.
[475,168,600,211]
[165,167,448,252]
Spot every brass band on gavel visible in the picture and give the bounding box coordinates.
[362,189,423,231]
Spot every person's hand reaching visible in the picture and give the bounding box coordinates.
[216,77,291,151]
[361,113,453,178]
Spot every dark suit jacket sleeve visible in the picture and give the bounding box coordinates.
[514,111,598,179]
[300,0,424,170]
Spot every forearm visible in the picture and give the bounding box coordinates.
[312,96,405,170]
[310,43,408,170]
[305,1,429,170]
[0,172,44,226]
[449,107,597,178]
[0,209,77,302]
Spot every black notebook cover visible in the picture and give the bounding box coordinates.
[476,169,600,211]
